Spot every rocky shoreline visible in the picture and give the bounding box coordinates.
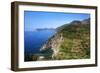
[30,18,90,61]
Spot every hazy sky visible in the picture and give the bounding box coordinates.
[24,11,90,31]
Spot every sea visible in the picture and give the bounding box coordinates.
[24,30,56,61]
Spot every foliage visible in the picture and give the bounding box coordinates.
[54,22,90,60]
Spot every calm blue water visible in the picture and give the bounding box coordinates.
[24,30,56,60]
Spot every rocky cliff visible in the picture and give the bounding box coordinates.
[38,18,90,60]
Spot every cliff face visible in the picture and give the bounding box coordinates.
[38,18,90,60]
[39,33,63,58]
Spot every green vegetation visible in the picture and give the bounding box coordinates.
[31,19,90,61]
[54,20,90,60]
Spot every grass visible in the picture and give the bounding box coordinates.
[53,23,90,60]
[25,19,90,61]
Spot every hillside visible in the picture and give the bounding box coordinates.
[34,18,90,61]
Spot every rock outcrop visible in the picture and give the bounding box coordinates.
[39,33,63,60]
[38,18,90,60]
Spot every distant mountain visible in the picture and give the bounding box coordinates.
[36,18,90,60]
[81,18,90,24]
[57,18,90,32]
[36,28,56,31]
[70,20,81,25]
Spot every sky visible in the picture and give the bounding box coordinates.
[24,11,90,31]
